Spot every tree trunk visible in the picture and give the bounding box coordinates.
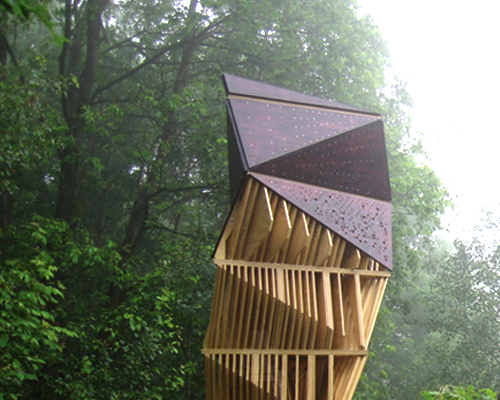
[56,0,108,223]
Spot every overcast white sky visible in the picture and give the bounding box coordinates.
[358,0,500,238]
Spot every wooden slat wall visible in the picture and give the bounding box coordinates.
[204,177,390,400]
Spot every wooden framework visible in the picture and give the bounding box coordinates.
[203,75,392,400]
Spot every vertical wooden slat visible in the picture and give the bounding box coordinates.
[226,178,256,259]
[334,356,352,400]
[295,355,300,400]
[342,244,361,269]
[333,240,346,268]
[237,355,244,400]
[224,355,231,399]
[287,270,298,349]
[304,220,320,265]
[353,274,366,349]
[251,267,264,348]
[297,216,314,266]
[214,355,221,400]
[264,200,292,261]
[282,355,288,400]
[229,265,244,348]
[251,354,259,400]
[314,229,333,266]
[231,181,257,259]
[243,266,257,348]
[258,266,271,349]
[220,264,236,346]
[286,212,310,264]
[205,356,212,400]
[243,187,274,260]
[214,265,229,348]
[280,269,291,349]
[276,207,296,264]
[301,271,312,349]
[273,268,286,348]
[235,266,250,348]
[246,354,251,400]
[326,234,341,267]
[266,269,278,349]
[307,355,316,400]
[359,254,370,270]
[309,271,319,349]
[267,354,273,400]
[204,266,223,348]
[293,270,305,348]
[365,278,388,347]
[231,354,237,399]
[327,355,335,400]
[259,354,265,400]
[333,273,346,338]
[323,272,335,349]
[344,357,368,400]
[274,355,279,399]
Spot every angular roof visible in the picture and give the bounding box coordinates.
[224,74,392,269]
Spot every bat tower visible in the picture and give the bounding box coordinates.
[203,75,392,400]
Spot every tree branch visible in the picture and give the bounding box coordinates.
[145,225,196,238]
[0,33,24,83]
[92,11,232,98]
[147,184,221,201]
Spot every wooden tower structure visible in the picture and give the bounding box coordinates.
[203,75,392,400]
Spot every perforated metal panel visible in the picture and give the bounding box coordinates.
[224,73,366,112]
[253,120,390,201]
[251,172,392,267]
[228,98,378,168]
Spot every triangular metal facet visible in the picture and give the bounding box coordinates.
[252,120,391,201]
[223,74,368,112]
[251,172,392,269]
[227,97,378,168]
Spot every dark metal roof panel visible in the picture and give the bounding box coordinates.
[223,74,377,115]
[227,97,379,168]
[253,120,391,202]
[226,111,247,204]
[251,172,393,270]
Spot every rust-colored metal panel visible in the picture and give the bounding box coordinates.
[250,172,392,269]
[223,74,369,113]
[252,120,391,202]
[226,110,248,203]
[228,97,378,168]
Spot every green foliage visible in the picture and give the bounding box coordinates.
[0,63,64,196]
[0,0,455,398]
[0,0,66,46]
[421,385,496,400]
[0,217,110,398]
[422,227,500,387]
[0,221,70,395]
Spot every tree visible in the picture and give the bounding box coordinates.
[420,385,496,400]
[0,0,452,398]
[422,219,500,389]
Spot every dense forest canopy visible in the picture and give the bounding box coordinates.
[0,1,498,399]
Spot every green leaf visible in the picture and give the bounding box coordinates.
[0,334,9,347]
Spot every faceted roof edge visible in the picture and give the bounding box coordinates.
[223,74,380,116]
